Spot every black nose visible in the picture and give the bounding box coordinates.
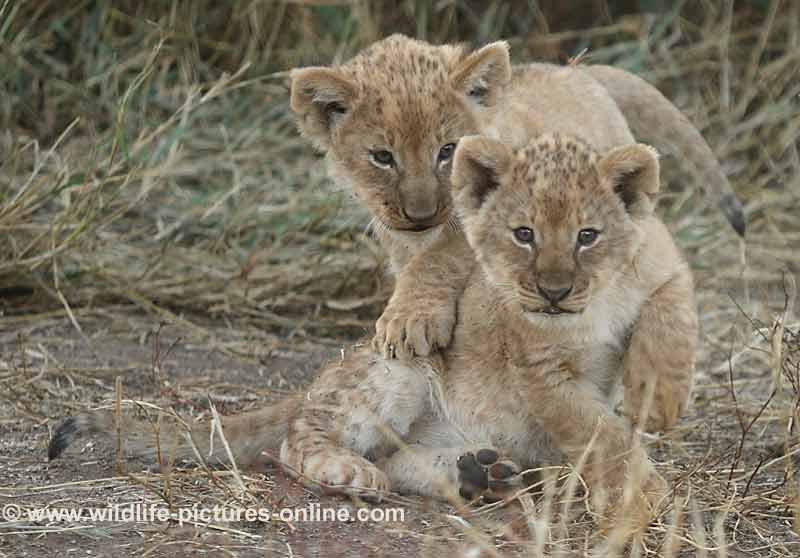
[402,204,438,224]
[537,284,573,304]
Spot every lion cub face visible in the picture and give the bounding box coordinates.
[453,133,660,320]
[290,35,511,233]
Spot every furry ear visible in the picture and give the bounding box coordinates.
[290,67,359,149]
[598,144,660,218]
[449,41,511,107]
[452,135,512,214]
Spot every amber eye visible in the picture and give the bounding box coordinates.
[437,143,456,163]
[370,150,395,168]
[577,228,600,247]
[513,227,534,244]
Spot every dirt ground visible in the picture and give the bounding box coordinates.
[1,253,798,557]
[0,309,527,557]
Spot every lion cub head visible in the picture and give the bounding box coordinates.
[290,35,511,233]
[452,133,660,321]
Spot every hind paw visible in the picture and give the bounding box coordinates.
[284,447,391,500]
[457,449,522,503]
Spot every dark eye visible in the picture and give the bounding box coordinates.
[437,143,456,163]
[325,102,347,117]
[577,228,600,247]
[513,227,534,244]
[370,150,395,168]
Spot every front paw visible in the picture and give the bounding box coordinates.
[373,299,456,360]
[624,377,691,433]
[594,457,668,534]
[457,449,523,504]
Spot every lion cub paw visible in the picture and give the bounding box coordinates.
[597,464,669,535]
[287,450,391,501]
[373,299,456,359]
[456,449,522,503]
[624,370,693,433]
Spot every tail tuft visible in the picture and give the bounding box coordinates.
[719,192,746,237]
[49,416,79,460]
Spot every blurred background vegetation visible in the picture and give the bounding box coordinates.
[0,0,785,138]
[1,0,798,344]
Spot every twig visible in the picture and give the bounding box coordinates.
[115,375,124,475]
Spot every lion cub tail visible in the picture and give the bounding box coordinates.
[48,394,301,469]
[584,64,745,237]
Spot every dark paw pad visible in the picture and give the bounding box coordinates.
[457,449,521,503]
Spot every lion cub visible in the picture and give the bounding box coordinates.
[277,132,697,526]
[291,35,732,430]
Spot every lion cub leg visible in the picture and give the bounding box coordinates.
[280,420,391,498]
[379,445,522,503]
[280,351,435,498]
[373,232,474,360]
[623,268,698,432]
[533,368,668,530]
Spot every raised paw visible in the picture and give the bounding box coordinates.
[373,299,456,360]
[457,449,522,503]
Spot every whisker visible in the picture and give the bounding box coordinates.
[446,214,462,233]
[365,216,395,241]
[365,217,379,236]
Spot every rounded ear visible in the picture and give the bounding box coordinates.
[449,41,511,107]
[290,67,359,149]
[452,135,512,215]
[597,144,660,218]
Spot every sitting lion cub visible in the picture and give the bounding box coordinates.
[278,132,697,522]
[49,132,696,527]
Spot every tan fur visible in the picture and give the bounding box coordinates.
[277,132,696,526]
[583,65,745,236]
[49,132,697,531]
[47,396,298,467]
[288,35,734,380]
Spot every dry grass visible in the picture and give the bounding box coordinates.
[1,1,799,556]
